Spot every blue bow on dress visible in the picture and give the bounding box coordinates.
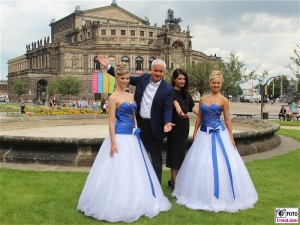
[134,128,156,198]
[209,127,235,199]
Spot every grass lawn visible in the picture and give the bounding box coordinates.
[274,120,299,126]
[0,129,299,225]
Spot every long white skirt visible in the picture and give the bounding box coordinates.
[172,129,258,213]
[77,134,171,223]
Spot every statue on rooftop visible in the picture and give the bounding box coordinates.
[165,9,182,25]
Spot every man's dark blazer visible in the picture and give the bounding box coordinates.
[107,66,173,140]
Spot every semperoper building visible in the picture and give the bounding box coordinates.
[7,1,221,102]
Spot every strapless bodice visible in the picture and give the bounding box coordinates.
[115,102,137,134]
[200,103,225,131]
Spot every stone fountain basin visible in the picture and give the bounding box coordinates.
[0,115,280,167]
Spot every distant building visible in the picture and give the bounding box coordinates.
[7,1,221,102]
[0,80,8,95]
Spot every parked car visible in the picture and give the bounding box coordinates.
[240,95,251,102]
[0,95,7,102]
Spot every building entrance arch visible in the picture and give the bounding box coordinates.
[37,79,47,104]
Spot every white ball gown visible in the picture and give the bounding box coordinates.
[173,103,258,212]
[77,102,171,223]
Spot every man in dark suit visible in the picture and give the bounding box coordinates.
[97,55,174,183]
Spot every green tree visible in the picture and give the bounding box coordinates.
[228,85,243,96]
[185,60,215,96]
[269,76,290,99]
[288,43,300,79]
[12,80,27,98]
[221,51,254,97]
[47,78,60,98]
[57,76,82,99]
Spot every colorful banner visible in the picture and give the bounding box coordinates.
[92,71,98,93]
[98,72,103,93]
[103,72,109,93]
[109,74,115,93]
[135,70,144,74]
[92,70,115,94]
[264,84,268,95]
[257,83,260,95]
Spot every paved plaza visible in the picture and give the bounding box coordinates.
[1,102,298,139]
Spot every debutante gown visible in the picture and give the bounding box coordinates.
[173,103,258,213]
[77,102,171,223]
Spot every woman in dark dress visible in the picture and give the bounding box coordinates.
[166,68,198,189]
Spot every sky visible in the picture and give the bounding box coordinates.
[1,0,299,87]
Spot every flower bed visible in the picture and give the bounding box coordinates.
[1,104,104,116]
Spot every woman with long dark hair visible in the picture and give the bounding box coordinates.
[166,68,198,189]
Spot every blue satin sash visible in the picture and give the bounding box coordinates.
[201,126,235,199]
[134,128,156,198]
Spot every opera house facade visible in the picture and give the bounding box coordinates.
[7,1,220,102]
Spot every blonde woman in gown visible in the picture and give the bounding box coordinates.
[77,63,171,223]
[173,70,258,213]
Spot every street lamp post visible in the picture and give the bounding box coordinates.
[260,76,277,119]
[280,75,283,101]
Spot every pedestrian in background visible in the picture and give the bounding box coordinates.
[20,98,25,114]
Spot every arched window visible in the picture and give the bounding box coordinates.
[149,57,155,70]
[172,41,184,50]
[121,56,130,70]
[135,57,143,71]
[108,56,116,66]
[37,79,47,102]
[94,56,101,70]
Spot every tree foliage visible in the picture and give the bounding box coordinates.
[269,76,290,99]
[288,43,300,79]
[185,60,215,96]
[221,51,254,97]
[47,78,60,97]
[12,80,27,97]
[48,76,82,99]
[57,76,82,99]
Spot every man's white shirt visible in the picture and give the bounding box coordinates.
[140,79,161,119]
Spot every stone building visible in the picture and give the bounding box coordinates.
[0,80,8,96]
[7,1,221,102]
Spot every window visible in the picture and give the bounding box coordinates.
[135,57,143,71]
[108,56,116,67]
[140,31,144,37]
[149,57,155,70]
[122,56,130,70]
[111,30,116,35]
[94,56,101,70]
[149,32,153,37]
[121,30,126,35]
[130,30,135,36]
[172,41,184,50]
[101,30,106,35]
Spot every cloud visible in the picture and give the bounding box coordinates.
[1,0,299,84]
